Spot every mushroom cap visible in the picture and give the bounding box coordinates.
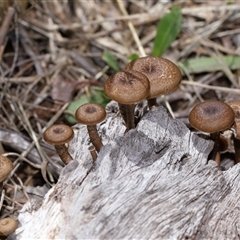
[0,217,18,236]
[0,155,14,182]
[104,70,150,104]
[189,100,235,133]
[226,100,240,139]
[124,56,182,99]
[75,103,106,125]
[43,124,74,145]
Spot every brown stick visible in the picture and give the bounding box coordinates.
[0,7,15,46]
[0,7,15,63]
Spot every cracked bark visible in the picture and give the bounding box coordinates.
[14,104,240,240]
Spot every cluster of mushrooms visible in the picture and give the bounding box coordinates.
[43,56,182,164]
[1,56,240,238]
[43,56,240,168]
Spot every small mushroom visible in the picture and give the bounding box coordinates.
[226,100,240,163]
[124,56,182,109]
[43,124,74,165]
[0,217,18,237]
[75,103,106,153]
[0,155,14,193]
[104,70,150,131]
[88,145,97,162]
[189,100,234,165]
[0,155,14,183]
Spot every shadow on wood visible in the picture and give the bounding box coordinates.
[15,105,240,240]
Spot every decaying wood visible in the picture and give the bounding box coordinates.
[14,103,240,240]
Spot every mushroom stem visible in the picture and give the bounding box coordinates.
[0,183,3,193]
[219,134,228,152]
[118,103,135,131]
[147,98,157,110]
[54,145,72,165]
[87,125,103,153]
[43,124,74,165]
[0,182,3,196]
[209,132,221,165]
[88,145,97,161]
[233,138,240,164]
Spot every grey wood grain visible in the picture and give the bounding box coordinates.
[15,105,240,240]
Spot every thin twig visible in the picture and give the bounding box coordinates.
[182,4,240,14]
[3,152,41,169]
[0,190,5,212]
[19,27,44,75]
[181,80,240,94]
[178,62,204,102]
[116,0,146,57]
[0,6,14,67]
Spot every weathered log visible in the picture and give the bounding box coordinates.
[15,104,240,240]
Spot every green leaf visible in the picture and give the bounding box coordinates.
[152,7,182,57]
[128,53,139,61]
[89,87,111,107]
[181,55,240,74]
[64,87,111,124]
[102,51,120,71]
[65,95,90,124]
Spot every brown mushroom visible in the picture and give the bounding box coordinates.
[0,155,13,183]
[104,70,150,131]
[0,217,18,237]
[226,100,240,163]
[75,103,106,153]
[189,100,234,165]
[124,56,182,109]
[0,155,14,193]
[43,124,74,165]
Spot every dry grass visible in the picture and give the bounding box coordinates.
[0,0,240,219]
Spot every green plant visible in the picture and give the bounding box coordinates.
[152,7,182,57]
[65,87,110,124]
[102,51,120,71]
[66,7,182,124]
